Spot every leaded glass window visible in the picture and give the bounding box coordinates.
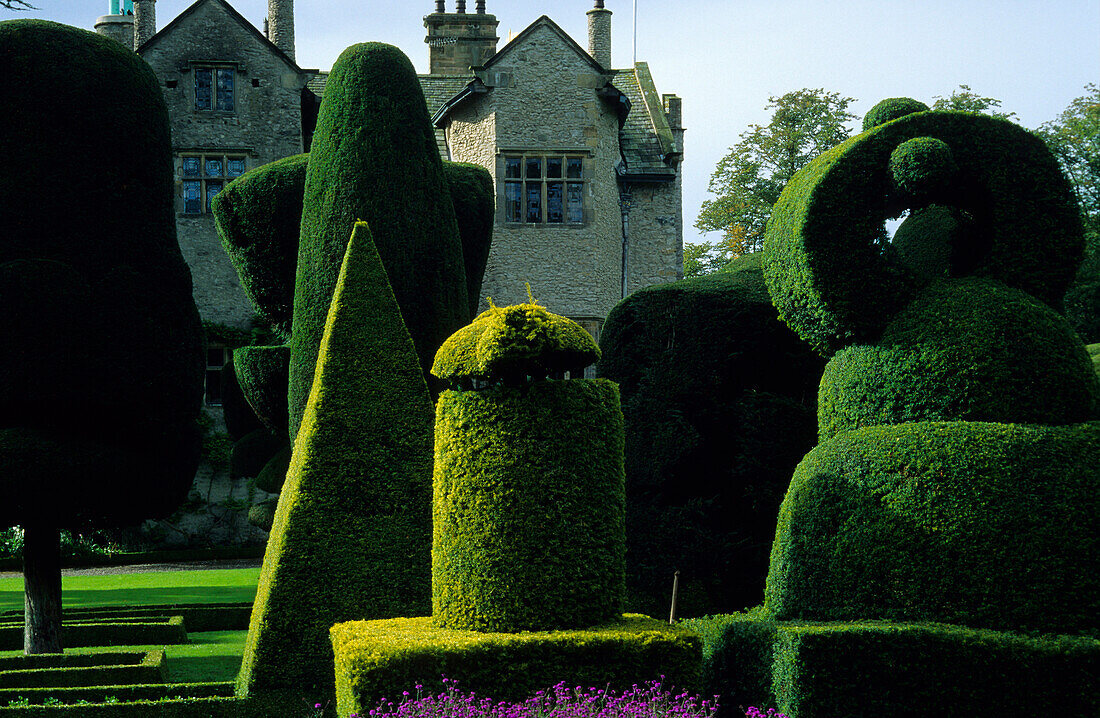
[179,153,247,214]
[195,66,235,112]
[502,154,586,225]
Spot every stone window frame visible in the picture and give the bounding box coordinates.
[497,149,592,227]
[191,63,238,114]
[178,151,248,215]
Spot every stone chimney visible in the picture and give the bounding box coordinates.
[95,0,134,49]
[132,0,155,50]
[587,0,612,69]
[267,0,295,62]
[425,1,499,76]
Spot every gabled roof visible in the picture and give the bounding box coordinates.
[138,0,305,73]
[482,15,607,74]
[305,15,679,179]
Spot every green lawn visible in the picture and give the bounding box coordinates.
[0,568,260,613]
[0,630,248,683]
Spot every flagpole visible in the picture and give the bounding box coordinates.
[633,0,638,64]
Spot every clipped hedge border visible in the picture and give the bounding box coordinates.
[0,689,308,716]
[332,614,701,717]
[0,604,253,634]
[0,651,165,689]
[0,681,233,707]
[684,613,1100,718]
[0,618,185,651]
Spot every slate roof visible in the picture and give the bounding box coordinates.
[305,48,678,180]
[611,66,677,180]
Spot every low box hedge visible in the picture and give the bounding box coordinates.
[0,617,185,651]
[331,614,701,718]
[0,681,233,707]
[0,651,165,689]
[0,547,264,573]
[683,613,1100,717]
[0,689,302,716]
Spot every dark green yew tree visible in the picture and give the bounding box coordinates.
[0,20,204,653]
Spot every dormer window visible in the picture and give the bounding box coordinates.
[195,67,235,112]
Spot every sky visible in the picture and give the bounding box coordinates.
[15,0,1100,249]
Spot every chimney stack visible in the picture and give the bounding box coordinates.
[425,2,499,76]
[267,0,296,62]
[132,0,155,50]
[95,0,134,49]
[587,0,612,69]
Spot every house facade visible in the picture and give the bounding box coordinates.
[94,0,683,349]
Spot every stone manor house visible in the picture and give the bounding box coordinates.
[94,0,684,406]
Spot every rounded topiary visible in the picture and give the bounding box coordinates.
[229,428,286,479]
[597,253,823,617]
[889,205,976,283]
[0,20,203,527]
[889,136,957,199]
[764,110,1083,355]
[764,420,1100,636]
[817,277,1099,440]
[232,345,290,436]
[433,302,600,386]
[1066,250,1100,344]
[290,42,469,440]
[221,357,264,441]
[862,97,930,131]
[431,306,624,633]
[213,154,308,342]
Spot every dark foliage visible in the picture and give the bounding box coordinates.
[442,162,495,317]
[289,42,468,440]
[0,20,203,528]
[597,254,823,617]
[212,154,308,342]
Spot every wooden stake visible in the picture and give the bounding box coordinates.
[668,570,680,624]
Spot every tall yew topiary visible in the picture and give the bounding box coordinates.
[0,20,203,654]
[237,223,434,697]
[289,42,470,440]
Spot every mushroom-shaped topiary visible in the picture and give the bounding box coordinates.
[432,302,601,387]
[431,304,624,633]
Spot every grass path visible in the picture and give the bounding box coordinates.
[0,568,260,613]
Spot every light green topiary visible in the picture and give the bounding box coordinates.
[331,615,702,716]
[432,303,601,386]
[237,222,433,697]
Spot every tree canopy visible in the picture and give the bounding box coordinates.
[1037,84,1099,251]
[931,84,1017,120]
[690,89,857,274]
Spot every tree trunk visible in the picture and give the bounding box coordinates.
[23,524,62,654]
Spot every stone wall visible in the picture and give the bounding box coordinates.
[448,23,624,332]
[623,176,683,294]
[140,0,309,329]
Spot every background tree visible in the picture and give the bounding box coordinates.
[691,89,857,271]
[1039,84,1100,341]
[931,84,1018,120]
[0,21,204,654]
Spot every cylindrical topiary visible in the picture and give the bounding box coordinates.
[442,162,495,318]
[431,304,625,632]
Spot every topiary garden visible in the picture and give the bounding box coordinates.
[686,98,1100,717]
[4,16,1097,718]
